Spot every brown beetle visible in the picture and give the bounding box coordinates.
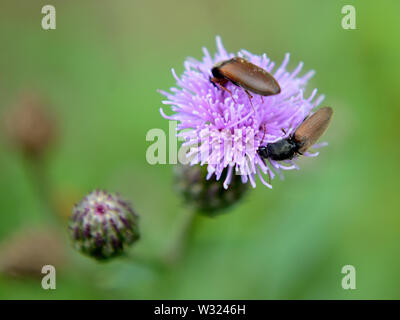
[211,57,281,100]
[258,106,333,161]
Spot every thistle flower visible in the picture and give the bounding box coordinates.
[160,37,326,189]
[69,190,139,261]
[175,164,248,216]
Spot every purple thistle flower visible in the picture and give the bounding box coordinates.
[160,36,326,189]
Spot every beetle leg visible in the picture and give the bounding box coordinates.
[260,124,267,145]
[211,77,237,103]
[209,76,218,88]
[244,89,253,101]
[221,86,237,103]
[281,128,287,135]
[244,89,255,112]
[210,77,228,87]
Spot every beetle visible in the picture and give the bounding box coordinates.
[257,106,333,161]
[211,57,281,100]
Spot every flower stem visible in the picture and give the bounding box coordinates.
[23,154,58,223]
[124,209,199,270]
[164,207,199,266]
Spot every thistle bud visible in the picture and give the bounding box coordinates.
[69,190,140,261]
[3,93,55,158]
[174,164,248,216]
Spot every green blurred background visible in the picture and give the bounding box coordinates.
[0,0,399,299]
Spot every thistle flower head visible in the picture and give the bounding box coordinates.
[69,190,139,261]
[160,37,326,189]
[175,164,248,216]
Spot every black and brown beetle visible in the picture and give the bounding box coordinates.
[211,57,281,100]
[258,107,333,161]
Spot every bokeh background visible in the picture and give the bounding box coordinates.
[0,0,399,299]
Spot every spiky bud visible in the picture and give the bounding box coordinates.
[174,164,248,216]
[3,93,55,157]
[69,190,139,261]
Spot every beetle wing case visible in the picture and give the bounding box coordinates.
[294,106,333,154]
[216,58,281,96]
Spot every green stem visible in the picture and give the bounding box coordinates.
[164,207,199,266]
[124,209,199,271]
[23,154,58,224]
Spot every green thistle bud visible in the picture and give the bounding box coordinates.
[174,164,249,216]
[69,190,139,261]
